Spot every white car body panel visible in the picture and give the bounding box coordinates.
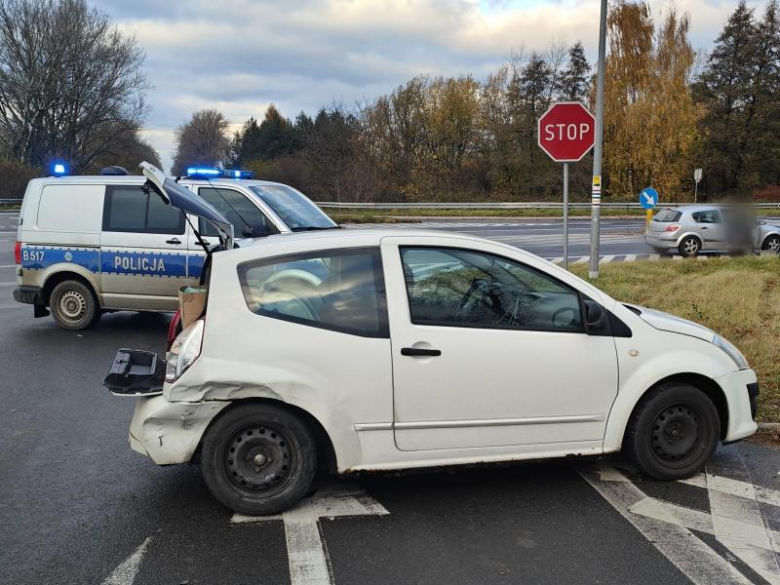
[127,229,757,473]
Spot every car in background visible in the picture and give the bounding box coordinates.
[14,163,338,329]
[108,206,758,514]
[645,205,780,258]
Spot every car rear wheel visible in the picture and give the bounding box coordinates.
[624,382,720,480]
[49,280,100,330]
[678,236,701,258]
[201,403,317,515]
[763,235,780,254]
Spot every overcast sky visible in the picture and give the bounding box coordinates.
[91,0,771,172]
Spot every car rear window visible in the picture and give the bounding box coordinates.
[654,209,681,222]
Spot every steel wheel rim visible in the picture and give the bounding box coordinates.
[683,239,699,255]
[58,290,87,321]
[649,402,705,469]
[224,424,293,495]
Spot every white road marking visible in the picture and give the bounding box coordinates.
[551,257,563,264]
[706,457,780,584]
[625,254,636,262]
[649,254,661,261]
[599,255,616,264]
[102,537,151,585]
[232,484,389,585]
[679,472,780,509]
[581,463,753,584]
[572,256,589,265]
[0,264,18,268]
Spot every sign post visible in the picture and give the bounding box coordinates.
[640,187,658,226]
[590,0,608,279]
[694,168,702,203]
[537,102,596,269]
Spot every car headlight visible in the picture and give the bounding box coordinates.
[166,319,204,381]
[713,335,749,370]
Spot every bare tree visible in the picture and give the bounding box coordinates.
[171,109,230,175]
[0,0,148,171]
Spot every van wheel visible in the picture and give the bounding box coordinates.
[201,403,317,515]
[49,280,100,330]
[678,236,701,258]
[624,382,720,480]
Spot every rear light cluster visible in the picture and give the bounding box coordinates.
[14,241,21,264]
[165,319,204,382]
[665,224,681,232]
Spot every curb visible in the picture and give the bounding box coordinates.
[758,423,780,430]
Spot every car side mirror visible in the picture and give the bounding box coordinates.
[584,300,607,334]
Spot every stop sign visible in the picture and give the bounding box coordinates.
[537,102,596,162]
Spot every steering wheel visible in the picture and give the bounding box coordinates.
[552,306,578,329]
[455,278,503,322]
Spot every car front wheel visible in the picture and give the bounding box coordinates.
[49,280,100,330]
[201,403,317,515]
[624,382,720,480]
[763,235,780,254]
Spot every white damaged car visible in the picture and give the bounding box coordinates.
[107,172,759,515]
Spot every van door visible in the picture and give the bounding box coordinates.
[100,184,189,311]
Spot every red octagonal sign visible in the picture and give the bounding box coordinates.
[537,102,596,162]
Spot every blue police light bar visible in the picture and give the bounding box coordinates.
[185,167,254,180]
[51,162,68,176]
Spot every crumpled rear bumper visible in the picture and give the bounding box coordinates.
[129,395,230,465]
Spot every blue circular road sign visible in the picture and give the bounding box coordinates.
[639,187,659,209]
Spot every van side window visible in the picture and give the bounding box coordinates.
[103,186,184,234]
[197,187,275,238]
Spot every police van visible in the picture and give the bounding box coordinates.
[13,163,338,329]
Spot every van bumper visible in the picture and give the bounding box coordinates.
[13,285,44,305]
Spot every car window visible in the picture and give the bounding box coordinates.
[198,187,274,237]
[238,247,388,338]
[103,185,184,234]
[691,210,721,224]
[654,209,681,222]
[400,247,584,333]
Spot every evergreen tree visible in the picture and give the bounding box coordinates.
[559,42,591,103]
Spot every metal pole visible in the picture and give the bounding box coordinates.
[589,0,608,279]
[563,163,569,269]
[694,180,698,203]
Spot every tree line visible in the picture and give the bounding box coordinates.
[0,0,777,203]
[173,0,780,203]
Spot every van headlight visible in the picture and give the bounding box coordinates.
[713,335,749,370]
[166,319,204,381]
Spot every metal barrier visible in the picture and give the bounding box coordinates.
[316,201,780,210]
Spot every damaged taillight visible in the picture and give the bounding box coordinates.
[166,319,204,382]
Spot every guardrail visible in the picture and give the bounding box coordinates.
[316,201,780,210]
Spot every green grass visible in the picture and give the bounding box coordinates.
[329,206,780,223]
[569,256,780,422]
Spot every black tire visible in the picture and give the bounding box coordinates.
[624,382,720,480]
[49,280,100,330]
[762,234,780,254]
[678,236,701,258]
[201,403,317,515]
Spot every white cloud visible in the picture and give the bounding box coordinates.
[95,0,772,170]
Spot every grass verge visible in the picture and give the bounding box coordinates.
[570,256,780,422]
[329,207,780,223]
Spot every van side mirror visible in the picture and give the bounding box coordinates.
[583,300,608,334]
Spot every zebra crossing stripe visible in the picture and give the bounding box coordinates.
[581,463,753,585]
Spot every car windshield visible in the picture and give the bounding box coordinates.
[249,185,337,231]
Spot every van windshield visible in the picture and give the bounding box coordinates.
[249,185,337,231]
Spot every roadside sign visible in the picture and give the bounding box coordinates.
[537,102,596,162]
[694,168,702,203]
[694,168,702,182]
[639,187,658,210]
[537,102,596,270]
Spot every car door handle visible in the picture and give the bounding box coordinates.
[701,226,709,230]
[166,238,182,245]
[401,347,441,357]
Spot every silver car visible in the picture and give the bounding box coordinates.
[645,205,780,257]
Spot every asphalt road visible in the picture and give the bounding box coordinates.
[4,211,780,584]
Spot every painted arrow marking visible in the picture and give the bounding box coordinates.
[101,537,151,585]
[232,484,389,585]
